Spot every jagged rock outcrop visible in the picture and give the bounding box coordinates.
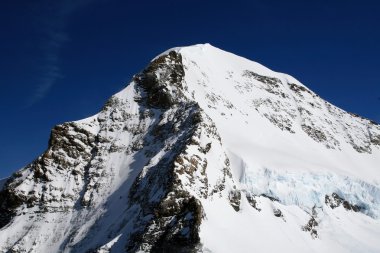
[325,193,362,212]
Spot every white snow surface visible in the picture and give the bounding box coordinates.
[0,43,379,253]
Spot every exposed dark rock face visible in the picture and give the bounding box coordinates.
[273,208,283,218]
[125,105,235,252]
[0,121,97,230]
[0,181,18,229]
[303,216,318,239]
[119,54,205,251]
[302,206,319,239]
[370,133,380,146]
[325,193,361,212]
[243,70,281,89]
[132,195,204,253]
[288,82,313,97]
[245,193,261,211]
[228,190,241,212]
[261,194,279,202]
[135,51,185,109]
[125,107,203,252]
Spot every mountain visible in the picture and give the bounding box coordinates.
[0,44,379,253]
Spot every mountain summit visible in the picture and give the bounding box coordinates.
[1,44,379,253]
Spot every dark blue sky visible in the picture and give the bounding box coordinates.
[1,0,379,178]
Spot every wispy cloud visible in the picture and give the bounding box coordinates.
[27,0,93,106]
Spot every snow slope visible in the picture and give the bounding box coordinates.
[0,44,379,253]
[176,44,380,252]
[179,43,380,208]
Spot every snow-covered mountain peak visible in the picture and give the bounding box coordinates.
[0,45,379,253]
[156,43,380,157]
